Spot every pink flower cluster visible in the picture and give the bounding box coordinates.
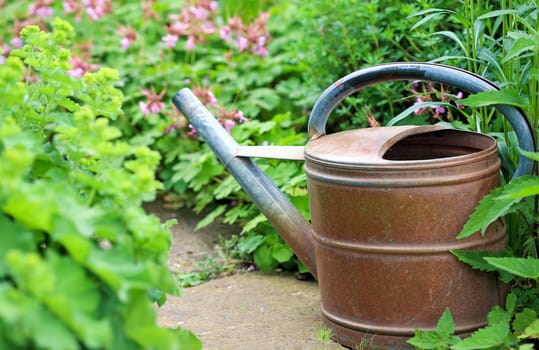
[29,0,54,19]
[411,83,465,120]
[67,54,99,78]
[161,86,248,136]
[138,88,166,116]
[162,0,218,51]
[116,26,137,51]
[63,0,112,21]
[220,12,270,58]
[162,1,270,58]
[192,86,248,132]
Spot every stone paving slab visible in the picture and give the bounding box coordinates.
[158,272,345,350]
[146,200,346,349]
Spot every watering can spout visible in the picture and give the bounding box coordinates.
[172,88,318,278]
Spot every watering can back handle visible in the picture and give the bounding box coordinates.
[308,62,536,178]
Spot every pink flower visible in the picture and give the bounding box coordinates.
[456,91,465,109]
[237,35,248,52]
[29,0,54,19]
[193,87,218,108]
[170,21,189,35]
[413,97,428,115]
[162,34,179,49]
[120,37,131,50]
[221,12,271,58]
[117,26,137,51]
[139,88,166,116]
[220,26,231,42]
[433,106,446,116]
[189,6,209,20]
[163,0,219,51]
[10,37,22,49]
[186,36,196,50]
[188,124,197,137]
[67,67,85,78]
[67,55,99,78]
[223,119,236,131]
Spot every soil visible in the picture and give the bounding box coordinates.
[145,200,346,350]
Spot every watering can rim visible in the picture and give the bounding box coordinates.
[304,124,498,168]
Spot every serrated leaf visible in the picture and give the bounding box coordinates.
[513,309,537,333]
[496,175,539,200]
[457,185,521,239]
[195,205,226,231]
[519,319,539,340]
[487,306,511,326]
[451,322,509,349]
[458,89,529,108]
[436,308,456,336]
[451,250,508,272]
[236,234,265,255]
[484,257,539,279]
[242,213,267,233]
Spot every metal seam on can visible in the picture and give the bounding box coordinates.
[311,225,505,254]
[320,306,488,336]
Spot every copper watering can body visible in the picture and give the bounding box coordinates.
[173,63,535,349]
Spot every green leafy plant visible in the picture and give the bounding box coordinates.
[408,291,539,349]
[0,19,200,349]
[292,0,461,131]
[316,326,334,349]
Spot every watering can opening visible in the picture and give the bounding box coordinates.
[304,125,498,168]
[382,128,496,161]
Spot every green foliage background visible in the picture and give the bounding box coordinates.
[0,18,200,350]
[2,0,539,348]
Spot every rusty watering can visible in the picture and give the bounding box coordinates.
[172,63,535,349]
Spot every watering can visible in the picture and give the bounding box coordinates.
[172,63,535,349]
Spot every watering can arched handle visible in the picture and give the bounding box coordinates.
[308,62,536,178]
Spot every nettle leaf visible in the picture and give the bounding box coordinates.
[451,321,509,350]
[457,184,522,239]
[436,308,456,336]
[451,250,509,272]
[497,175,539,200]
[513,308,538,333]
[407,308,461,349]
[519,319,539,340]
[458,89,529,108]
[484,257,539,279]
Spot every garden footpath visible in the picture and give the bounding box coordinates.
[145,200,346,350]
